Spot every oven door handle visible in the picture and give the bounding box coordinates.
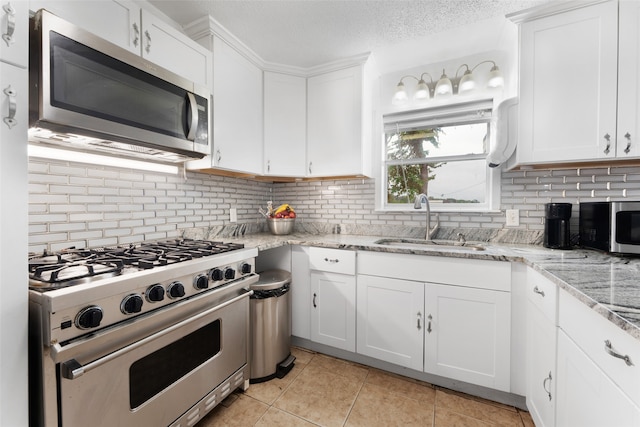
[57,288,253,380]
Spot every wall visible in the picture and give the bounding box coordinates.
[28,157,640,249]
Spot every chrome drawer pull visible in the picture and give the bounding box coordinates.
[324,258,339,263]
[533,286,545,297]
[3,85,16,129]
[542,371,552,401]
[604,340,634,366]
[2,2,15,46]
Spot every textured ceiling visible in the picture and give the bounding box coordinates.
[148,0,552,69]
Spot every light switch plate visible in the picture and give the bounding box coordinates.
[505,209,519,227]
[230,208,237,223]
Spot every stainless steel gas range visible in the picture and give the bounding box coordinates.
[28,239,258,427]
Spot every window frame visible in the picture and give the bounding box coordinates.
[377,99,501,213]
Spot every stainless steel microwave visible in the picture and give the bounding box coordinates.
[579,201,640,255]
[29,10,210,163]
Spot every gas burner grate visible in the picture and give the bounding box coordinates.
[29,259,124,284]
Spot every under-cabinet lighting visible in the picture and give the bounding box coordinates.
[28,145,180,174]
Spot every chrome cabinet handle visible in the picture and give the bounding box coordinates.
[132,22,139,47]
[144,30,151,54]
[308,161,312,174]
[3,85,16,129]
[624,132,632,154]
[427,314,432,334]
[267,160,270,173]
[324,257,339,263]
[542,371,552,401]
[417,312,422,330]
[603,133,611,155]
[604,340,634,366]
[533,286,545,297]
[2,2,15,47]
[216,149,222,163]
[312,293,317,308]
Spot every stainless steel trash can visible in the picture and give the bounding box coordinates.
[250,269,295,383]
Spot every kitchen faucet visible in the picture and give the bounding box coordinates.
[414,193,439,240]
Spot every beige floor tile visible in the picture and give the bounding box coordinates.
[274,362,364,427]
[245,362,304,405]
[435,389,523,427]
[197,394,269,427]
[365,368,436,404]
[345,382,434,427]
[519,410,535,427]
[256,406,320,426]
[434,407,494,427]
[307,353,369,382]
[291,346,316,365]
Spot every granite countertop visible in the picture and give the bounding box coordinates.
[196,230,640,342]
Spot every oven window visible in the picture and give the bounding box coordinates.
[616,211,640,244]
[129,320,221,409]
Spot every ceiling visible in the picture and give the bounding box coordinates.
[148,0,553,70]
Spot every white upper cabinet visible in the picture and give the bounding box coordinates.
[210,36,263,174]
[0,0,28,68]
[307,65,366,177]
[263,72,307,176]
[29,0,212,88]
[515,1,619,165]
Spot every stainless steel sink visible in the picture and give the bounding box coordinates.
[374,238,485,251]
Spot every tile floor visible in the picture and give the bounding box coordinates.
[196,347,535,427]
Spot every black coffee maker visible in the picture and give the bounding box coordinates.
[544,203,572,249]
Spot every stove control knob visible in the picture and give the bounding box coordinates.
[121,294,143,314]
[240,263,252,274]
[193,274,209,290]
[75,306,103,330]
[224,267,236,280]
[167,281,185,299]
[209,268,224,281]
[146,284,165,302]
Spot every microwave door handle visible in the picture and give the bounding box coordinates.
[186,92,198,141]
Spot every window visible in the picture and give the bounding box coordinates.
[381,99,500,211]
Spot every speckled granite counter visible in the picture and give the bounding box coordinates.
[185,229,640,342]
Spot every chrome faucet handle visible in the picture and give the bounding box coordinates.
[456,232,466,246]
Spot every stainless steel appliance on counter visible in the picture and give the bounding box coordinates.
[29,10,210,163]
[580,201,640,255]
[29,239,258,427]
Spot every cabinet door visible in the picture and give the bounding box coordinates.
[424,283,511,391]
[526,304,556,427]
[29,0,141,54]
[356,275,424,370]
[518,1,618,164]
[0,0,27,68]
[140,9,212,89]
[291,246,311,340]
[212,36,263,174]
[307,66,362,177]
[617,0,640,158]
[310,271,356,351]
[556,330,640,427]
[263,72,306,176]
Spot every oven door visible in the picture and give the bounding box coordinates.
[51,286,250,427]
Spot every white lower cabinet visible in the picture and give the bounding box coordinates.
[356,275,424,370]
[424,283,511,392]
[310,271,356,352]
[556,329,640,427]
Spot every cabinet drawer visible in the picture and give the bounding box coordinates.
[357,251,510,291]
[308,247,356,275]
[559,289,640,407]
[526,268,557,323]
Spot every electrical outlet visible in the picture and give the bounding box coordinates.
[230,208,237,223]
[505,209,519,227]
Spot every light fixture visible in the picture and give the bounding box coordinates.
[434,69,453,98]
[28,144,180,174]
[390,60,504,105]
